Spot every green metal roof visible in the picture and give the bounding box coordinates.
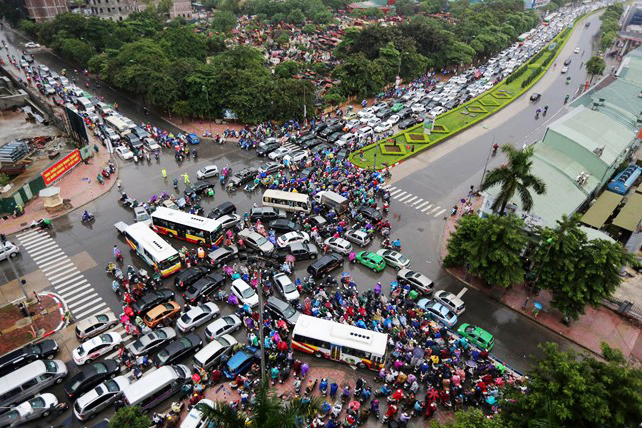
[617,46,642,86]
[580,191,622,229]
[612,193,642,232]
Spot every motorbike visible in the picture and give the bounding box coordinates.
[133,154,139,164]
[97,175,104,185]
[154,150,160,160]
[193,150,198,160]
[382,202,389,213]
[29,218,52,230]
[81,212,95,224]
[101,168,110,178]
[13,206,24,218]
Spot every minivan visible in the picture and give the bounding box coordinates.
[193,334,238,372]
[223,346,259,379]
[122,364,190,411]
[0,359,67,408]
[306,252,344,278]
[74,376,131,420]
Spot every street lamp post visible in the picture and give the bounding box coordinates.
[201,85,212,137]
[479,126,497,190]
[1,234,29,301]
[252,260,266,381]
[374,153,377,171]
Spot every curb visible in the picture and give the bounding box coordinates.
[41,291,68,338]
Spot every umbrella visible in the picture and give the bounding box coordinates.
[341,272,351,278]
[348,401,360,412]
[425,388,439,401]
[486,395,497,406]
[494,378,504,387]
[192,373,201,384]
[465,360,477,368]
[285,254,296,263]
[533,301,543,310]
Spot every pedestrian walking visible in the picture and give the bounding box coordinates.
[116,179,122,191]
[161,168,167,179]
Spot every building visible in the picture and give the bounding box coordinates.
[619,3,642,45]
[88,0,192,21]
[481,47,642,241]
[22,0,68,22]
[523,0,550,10]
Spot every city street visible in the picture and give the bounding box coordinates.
[0,14,597,428]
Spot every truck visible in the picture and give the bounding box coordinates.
[314,190,349,214]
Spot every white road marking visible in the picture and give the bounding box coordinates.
[391,190,406,198]
[415,201,430,210]
[60,282,94,299]
[56,278,89,294]
[457,288,468,298]
[404,196,418,204]
[411,198,423,206]
[75,302,108,320]
[42,261,75,276]
[422,204,433,212]
[27,242,60,257]
[397,193,414,202]
[49,269,82,285]
[429,206,441,214]
[434,209,447,217]
[16,229,40,239]
[67,293,100,308]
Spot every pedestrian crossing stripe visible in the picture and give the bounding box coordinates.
[16,230,108,321]
[383,186,447,218]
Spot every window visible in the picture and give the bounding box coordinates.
[0,387,21,402]
[22,378,39,389]
[38,373,53,382]
[141,384,173,408]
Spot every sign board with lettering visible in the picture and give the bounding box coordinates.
[41,149,81,186]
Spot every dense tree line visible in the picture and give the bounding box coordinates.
[599,3,624,51]
[18,12,315,123]
[329,0,539,99]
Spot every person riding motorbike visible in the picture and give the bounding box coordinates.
[82,210,91,222]
[492,143,499,155]
[113,245,122,261]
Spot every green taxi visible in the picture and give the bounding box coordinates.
[457,324,494,350]
[355,251,386,272]
[391,103,405,112]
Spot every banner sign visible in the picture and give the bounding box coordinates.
[42,149,81,186]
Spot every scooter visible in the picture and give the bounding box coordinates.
[81,212,95,224]
[133,154,139,164]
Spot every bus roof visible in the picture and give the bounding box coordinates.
[125,222,179,260]
[293,315,388,357]
[263,189,310,203]
[151,207,222,233]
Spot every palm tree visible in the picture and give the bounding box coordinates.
[481,144,546,214]
[197,380,321,428]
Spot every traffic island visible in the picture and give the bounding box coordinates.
[0,293,65,355]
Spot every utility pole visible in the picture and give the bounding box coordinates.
[254,260,266,381]
[1,234,29,300]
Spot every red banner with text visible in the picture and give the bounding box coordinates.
[42,149,81,186]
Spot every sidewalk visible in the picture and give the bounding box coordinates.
[440,199,642,364]
[1,139,116,236]
[0,292,66,356]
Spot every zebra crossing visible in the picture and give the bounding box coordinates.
[384,185,448,218]
[16,229,108,321]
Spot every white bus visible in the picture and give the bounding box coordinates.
[124,222,182,277]
[151,207,224,247]
[292,315,388,370]
[262,189,311,213]
[105,116,130,136]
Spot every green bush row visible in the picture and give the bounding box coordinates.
[506,63,529,84]
[521,66,543,88]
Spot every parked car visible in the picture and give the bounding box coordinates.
[397,269,433,294]
[72,333,122,365]
[0,393,59,426]
[207,245,239,269]
[64,360,120,399]
[223,346,259,379]
[205,315,242,341]
[127,327,176,356]
[433,290,466,314]
[457,324,494,350]
[265,296,300,326]
[174,267,210,291]
[376,249,411,270]
[272,273,300,302]
[73,377,130,420]
[75,312,119,341]
[143,301,181,328]
[256,142,280,156]
[268,146,293,161]
[131,289,175,315]
[418,300,458,327]
[153,334,203,367]
[177,302,220,333]
[398,118,419,130]
[231,279,259,307]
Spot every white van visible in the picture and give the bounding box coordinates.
[76,97,95,113]
[105,116,130,136]
[0,360,67,408]
[193,334,237,372]
[357,126,374,139]
[123,364,190,411]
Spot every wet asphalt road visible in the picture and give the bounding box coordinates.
[0,21,594,427]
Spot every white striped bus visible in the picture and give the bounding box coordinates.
[124,222,182,277]
[292,315,388,370]
[151,207,224,247]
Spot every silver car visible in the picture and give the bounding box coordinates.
[74,376,130,420]
[127,327,176,357]
[205,314,241,341]
[323,237,352,255]
[75,312,118,341]
[343,229,372,247]
[397,268,434,294]
[177,302,220,333]
[237,229,275,255]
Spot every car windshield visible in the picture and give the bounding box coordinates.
[256,236,268,246]
[180,313,192,323]
[283,282,296,293]
[96,314,109,323]
[224,316,235,325]
[156,350,169,363]
[282,305,295,318]
[101,335,113,344]
[242,287,255,298]
[30,397,46,408]
[95,363,107,373]
[398,255,408,264]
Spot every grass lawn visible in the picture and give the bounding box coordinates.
[351,23,574,169]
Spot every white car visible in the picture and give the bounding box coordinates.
[411,103,426,113]
[273,273,300,302]
[282,151,307,164]
[205,314,241,340]
[19,60,29,68]
[374,122,391,133]
[366,117,381,128]
[359,114,374,125]
[574,47,580,54]
[182,399,214,428]
[277,231,310,248]
[561,66,568,74]
[197,165,219,179]
[434,290,466,315]
[25,42,40,48]
[323,237,353,255]
[357,107,375,118]
[429,106,445,116]
[72,332,122,365]
[345,119,360,129]
[0,241,19,261]
[44,84,56,95]
[177,302,220,333]
[115,146,133,160]
[218,213,241,229]
[268,146,292,160]
[376,249,411,270]
[231,279,259,307]
[1,393,58,425]
[387,115,400,125]
[143,137,160,151]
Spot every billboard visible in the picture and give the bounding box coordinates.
[42,149,81,186]
[65,107,89,146]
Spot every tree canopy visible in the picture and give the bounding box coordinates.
[109,406,150,428]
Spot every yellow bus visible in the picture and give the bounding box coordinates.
[151,207,224,247]
[124,222,182,277]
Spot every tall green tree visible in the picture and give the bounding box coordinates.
[431,408,507,428]
[481,145,546,214]
[198,380,319,428]
[502,343,642,428]
[109,406,150,428]
[585,55,606,84]
[160,26,207,61]
[444,213,527,287]
[211,10,238,33]
[332,53,386,98]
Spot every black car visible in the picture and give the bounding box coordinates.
[182,273,226,304]
[250,207,286,222]
[64,360,120,399]
[229,168,258,187]
[0,339,58,376]
[131,289,176,314]
[376,108,392,120]
[125,134,142,150]
[300,138,322,150]
[266,296,301,326]
[257,142,280,156]
[208,245,239,268]
[398,118,419,129]
[268,219,301,233]
[208,201,237,220]
[184,180,214,198]
[153,334,203,367]
[327,132,344,144]
[336,148,350,161]
[298,133,316,144]
[22,54,34,63]
[319,125,343,139]
[174,267,210,291]
[356,205,382,222]
[312,122,328,134]
[299,166,317,181]
[307,252,344,278]
[563,58,571,66]
[131,126,150,139]
[276,243,319,261]
[530,93,541,102]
